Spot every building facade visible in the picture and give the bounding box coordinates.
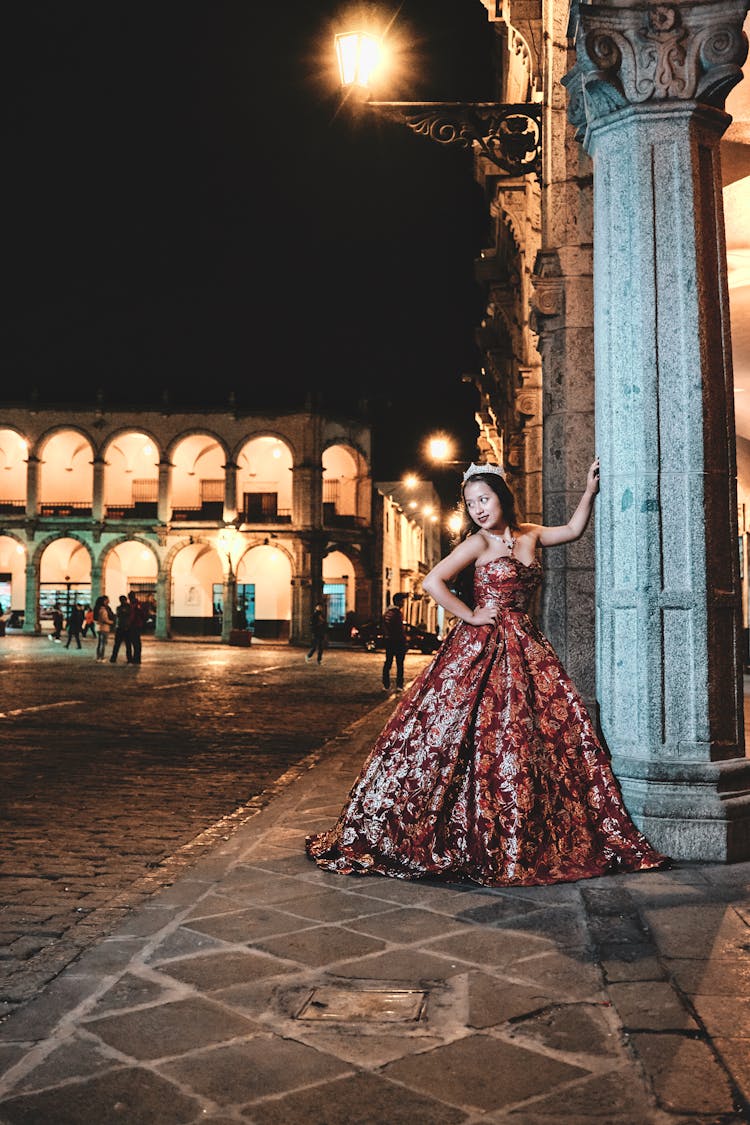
[463,0,750,860]
[0,405,381,645]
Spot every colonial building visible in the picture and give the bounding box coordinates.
[0,405,390,644]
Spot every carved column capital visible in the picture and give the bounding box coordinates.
[564,0,749,137]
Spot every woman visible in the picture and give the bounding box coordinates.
[306,458,667,887]
[93,595,115,662]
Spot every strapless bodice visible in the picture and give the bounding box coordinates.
[473,557,542,611]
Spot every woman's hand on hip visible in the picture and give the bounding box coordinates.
[468,606,498,627]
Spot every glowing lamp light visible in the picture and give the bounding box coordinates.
[428,436,452,463]
[422,505,434,517]
[448,513,464,536]
[403,473,418,489]
[335,31,382,88]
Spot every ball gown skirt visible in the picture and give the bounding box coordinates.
[306,557,668,887]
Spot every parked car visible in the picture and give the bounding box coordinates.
[351,620,442,654]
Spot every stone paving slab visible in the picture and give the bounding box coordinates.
[0,693,750,1123]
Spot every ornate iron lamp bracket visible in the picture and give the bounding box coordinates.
[367,101,542,178]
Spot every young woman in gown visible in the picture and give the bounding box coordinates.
[306,458,667,887]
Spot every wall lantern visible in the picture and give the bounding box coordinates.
[335,30,541,178]
[335,31,382,88]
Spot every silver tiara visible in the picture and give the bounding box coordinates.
[462,462,506,483]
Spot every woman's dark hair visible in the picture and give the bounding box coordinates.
[451,472,521,609]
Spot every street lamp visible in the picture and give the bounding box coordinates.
[335,31,383,89]
[334,27,541,179]
[426,434,465,467]
[217,525,242,642]
[447,511,465,538]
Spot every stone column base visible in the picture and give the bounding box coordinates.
[613,754,750,862]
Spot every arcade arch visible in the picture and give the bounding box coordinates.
[170,539,224,635]
[102,539,159,608]
[322,549,354,624]
[104,433,160,517]
[236,436,293,523]
[0,535,25,616]
[323,444,366,522]
[171,434,226,519]
[38,431,94,513]
[236,544,292,640]
[38,537,93,620]
[0,430,28,510]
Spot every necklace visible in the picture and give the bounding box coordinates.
[483,527,514,550]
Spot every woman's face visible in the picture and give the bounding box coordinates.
[463,479,504,531]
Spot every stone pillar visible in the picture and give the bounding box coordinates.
[157,459,171,524]
[92,456,105,522]
[293,462,322,529]
[155,571,170,640]
[223,461,238,523]
[90,564,102,606]
[565,0,750,860]
[221,571,236,643]
[531,0,596,703]
[23,561,39,635]
[291,536,324,645]
[25,454,39,519]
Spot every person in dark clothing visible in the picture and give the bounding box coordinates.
[382,592,408,691]
[81,604,96,638]
[65,602,85,649]
[50,604,63,641]
[305,603,327,664]
[127,591,146,664]
[110,594,133,664]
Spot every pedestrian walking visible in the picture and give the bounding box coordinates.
[50,604,63,642]
[93,595,115,661]
[307,457,669,887]
[305,603,327,664]
[80,604,96,638]
[127,591,146,664]
[64,602,84,649]
[109,595,133,664]
[381,592,407,692]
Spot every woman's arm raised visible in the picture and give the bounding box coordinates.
[536,457,600,549]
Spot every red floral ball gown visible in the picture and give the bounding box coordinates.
[306,556,668,886]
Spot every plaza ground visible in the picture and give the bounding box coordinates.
[0,637,749,1122]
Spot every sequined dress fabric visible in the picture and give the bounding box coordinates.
[306,558,667,886]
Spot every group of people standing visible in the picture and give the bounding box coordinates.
[50,591,146,663]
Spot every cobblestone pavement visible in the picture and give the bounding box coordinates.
[0,635,430,1020]
[0,699,749,1124]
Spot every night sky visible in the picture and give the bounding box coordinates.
[4,2,495,490]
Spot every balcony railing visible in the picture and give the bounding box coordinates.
[0,500,25,514]
[243,508,292,524]
[105,502,159,520]
[323,503,367,528]
[170,502,224,522]
[39,502,93,517]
